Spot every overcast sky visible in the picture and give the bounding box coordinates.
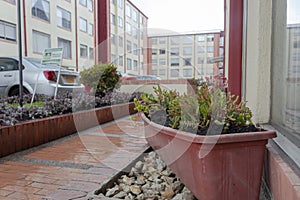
[130,0,224,34]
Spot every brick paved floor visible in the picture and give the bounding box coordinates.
[0,115,148,200]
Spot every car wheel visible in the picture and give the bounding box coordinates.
[9,87,30,97]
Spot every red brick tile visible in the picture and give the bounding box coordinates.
[44,189,87,200]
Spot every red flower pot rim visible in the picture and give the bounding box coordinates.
[141,112,276,144]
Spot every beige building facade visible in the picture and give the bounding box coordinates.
[149,31,223,80]
[1,0,95,71]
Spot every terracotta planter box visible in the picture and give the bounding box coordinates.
[0,103,136,158]
[141,113,276,200]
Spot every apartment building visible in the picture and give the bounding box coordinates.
[96,0,148,76]
[149,31,223,80]
[0,0,95,71]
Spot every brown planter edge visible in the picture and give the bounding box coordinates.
[0,102,136,158]
[141,112,277,200]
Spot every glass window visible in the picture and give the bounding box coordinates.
[183,58,192,66]
[151,38,157,44]
[126,58,132,70]
[198,46,205,53]
[207,35,214,42]
[197,67,204,75]
[152,49,157,55]
[171,47,179,55]
[152,70,158,75]
[118,16,123,28]
[0,58,18,71]
[111,34,116,45]
[171,36,180,45]
[126,3,131,17]
[32,30,50,53]
[159,59,166,65]
[0,20,16,42]
[79,17,87,32]
[183,36,193,44]
[79,0,86,6]
[133,43,138,55]
[183,68,193,77]
[80,44,88,57]
[89,47,94,59]
[88,23,93,35]
[159,37,166,44]
[171,69,179,77]
[127,40,132,52]
[159,49,166,54]
[110,0,116,5]
[57,6,71,30]
[133,60,138,70]
[88,0,93,11]
[58,37,71,58]
[152,59,157,66]
[133,27,138,39]
[171,58,180,66]
[183,47,192,55]
[159,69,166,75]
[132,9,138,22]
[198,57,204,64]
[126,22,131,35]
[32,0,50,22]
[198,35,205,42]
[110,13,116,25]
[111,54,116,64]
[119,36,123,47]
[119,55,123,66]
[118,0,123,9]
[207,46,214,53]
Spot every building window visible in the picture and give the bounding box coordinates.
[159,59,166,66]
[110,0,116,5]
[171,69,179,77]
[119,55,123,66]
[206,66,214,75]
[32,30,50,53]
[126,22,131,35]
[159,69,166,75]
[119,36,123,47]
[110,13,116,25]
[183,47,192,55]
[198,35,205,42]
[152,59,157,66]
[171,58,179,66]
[207,46,214,53]
[111,54,116,64]
[88,0,93,11]
[152,70,157,75]
[126,3,131,18]
[133,27,138,39]
[197,46,205,53]
[88,23,93,35]
[207,35,214,42]
[294,41,300,48]
[183,68,193,77]
[79,0,87,6]
[79,17,87,32]
[183,36,193,44]
[183,58,192,66]
[132,9,138,22]
[159,37,166,44]
[118,16,123,28]
[80,44,88,57]
[111,34,116,45]
[126,58,132,70]
[32,0,50,22]
[133,60,138,70]
[89,47,94,59]
[127,40,132,52]
[151,38,157,44]
[171,48,179,55]
[198,57,204,64]
[159,49,166,54]
[0,20,16,42]
[171,36,180,45]
[197,67,204,75]
[118,0,123,9]
[133,43,138,55]
[58,37,71,58]
[152,49,157,55]
[57,6,71,30]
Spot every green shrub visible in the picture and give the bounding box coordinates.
[80,63,121,96]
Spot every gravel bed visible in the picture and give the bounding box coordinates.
[98,151,196,200]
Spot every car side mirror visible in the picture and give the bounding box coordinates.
[0,66,5,71]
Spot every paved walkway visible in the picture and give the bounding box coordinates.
[0,115,148,200]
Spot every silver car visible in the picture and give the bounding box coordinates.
[0,57,85,96]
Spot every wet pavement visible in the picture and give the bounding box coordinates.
[0,115,148,200]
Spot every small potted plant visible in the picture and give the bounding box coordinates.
[134,81,276,200]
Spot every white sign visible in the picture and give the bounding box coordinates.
[41,48,63,65]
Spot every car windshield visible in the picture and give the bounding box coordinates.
[25,58,59,69]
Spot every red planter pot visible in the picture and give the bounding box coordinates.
[141,113,276,200]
